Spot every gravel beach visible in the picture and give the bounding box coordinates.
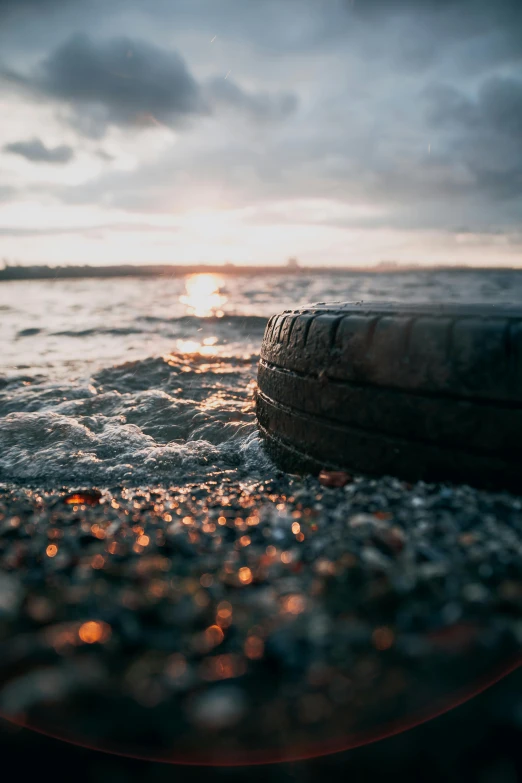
[1,473,521,764]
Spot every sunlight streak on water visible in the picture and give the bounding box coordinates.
[179,273,227,317]
[175,339,217,356]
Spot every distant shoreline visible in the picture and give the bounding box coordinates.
[0,263,520,281]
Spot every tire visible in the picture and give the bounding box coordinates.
[256,301,522,490]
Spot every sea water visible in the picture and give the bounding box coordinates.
[1,269,521,486]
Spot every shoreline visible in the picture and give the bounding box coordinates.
[2,265,522,282]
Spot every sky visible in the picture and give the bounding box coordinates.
[0,0,521,267]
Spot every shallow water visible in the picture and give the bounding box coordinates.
[1,269,521,486]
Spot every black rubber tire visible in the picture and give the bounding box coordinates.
[256,301,522,491]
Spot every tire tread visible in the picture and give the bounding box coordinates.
[257,302,522,488]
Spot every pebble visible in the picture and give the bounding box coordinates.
[319,470,352,488]
[348,513,384,529]
[0,474,520,762]
[189,685,246,729]
[361,546,392,570]
[0,572,23,616]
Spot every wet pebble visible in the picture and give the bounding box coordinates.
[189,685,246,729]
[0,475,520,759]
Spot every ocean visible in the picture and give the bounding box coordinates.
[2,268,521,486]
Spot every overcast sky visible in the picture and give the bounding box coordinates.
[0,0,521,266]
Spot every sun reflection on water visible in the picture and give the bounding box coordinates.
[180,273,227,318]
[175,338,218,356]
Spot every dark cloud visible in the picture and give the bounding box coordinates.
[42,33,206,134]
[1,32,297,137]
[0,0,80,23]
[2,33,206,137]
[347,0,522,73]
[204,77,298,122]
[351,0,522,24]
[4,137,74,164]
[0,0,63,12]
[479,77,522,139]
[427,77,522,139]
[0,0,63,6]
[425,84,476,128]
[425,76,522,201]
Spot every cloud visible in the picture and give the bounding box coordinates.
[0,1,521,248]
[44,33,206,135]
[0,0,65,14]
[425,76,522,201]
[351,0,522,26]
[0,185,16,202]
[52,73,522,235]
[204,77,298,123]
[4,137,74,164]
[2,33,206,137]
[347,0,522,73]
[1,32,298,138]
[0,221,178,237]
[427,76,522,139]
[479,76,522,139]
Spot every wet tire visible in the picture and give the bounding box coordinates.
[256,302,522,490]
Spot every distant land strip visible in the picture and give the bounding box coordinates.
[0,263,521,281]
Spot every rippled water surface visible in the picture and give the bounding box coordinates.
[1,269,521,486]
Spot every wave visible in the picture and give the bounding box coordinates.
[50,327,144,338]
[47,314,269,340]
[16,328,42,338]
[137,314,268,328]
[0,354,272,486]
